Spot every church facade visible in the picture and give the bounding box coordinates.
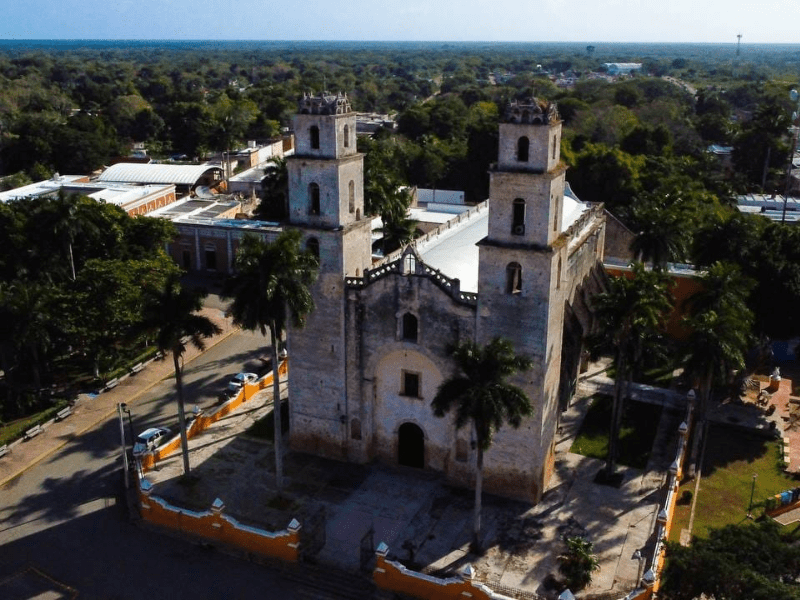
[286,92,606,503]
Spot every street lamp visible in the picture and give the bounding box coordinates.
[782,89,799,224]
[120,403,135,451]
[747,472,758,518]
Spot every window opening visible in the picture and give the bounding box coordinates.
[310,125,320,150]
[343,124,350,148]
[349,180,355,213]
[512,198,525,236]
[506,262,522,294]
[309,183,320,215]
[402,371,420,398]
[403,253,416,274]
[517,136,529,162]
[402,313,418,342]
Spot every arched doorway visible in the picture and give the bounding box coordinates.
[398,423,424,468]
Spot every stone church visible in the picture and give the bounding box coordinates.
[286,92,606,503]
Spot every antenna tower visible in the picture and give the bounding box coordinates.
[736,34,742,56]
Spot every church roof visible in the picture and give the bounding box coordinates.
[416,187,590,294]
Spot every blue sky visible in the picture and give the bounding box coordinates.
[2,0,798,43]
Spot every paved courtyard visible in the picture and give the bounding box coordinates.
[144,374,682,598]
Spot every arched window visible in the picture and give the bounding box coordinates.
[517,136,529,162]
[310,125,320,150]
[309,183,320,215]
[343,124,350,148]
[506,262,522,294]
[402,313,418,342]
[306,237,319,260]
[512,198,525,236]
[552,134,557,160]
[403,253,416,274]
[348,180,355,213]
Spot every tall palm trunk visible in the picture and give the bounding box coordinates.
[270,321,283,492]
[173,350,191,475]
[473,444,484,552]
[606,351,628,474]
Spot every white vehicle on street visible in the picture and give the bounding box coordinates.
[227,372,258,393]
[132,427,172,456]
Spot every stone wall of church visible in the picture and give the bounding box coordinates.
[342,271,478,472]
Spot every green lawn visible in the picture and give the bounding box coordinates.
[669,425,800,541]
[0,400,70,447]
[570,394,662,469]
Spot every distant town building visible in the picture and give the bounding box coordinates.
[603,62,643,76]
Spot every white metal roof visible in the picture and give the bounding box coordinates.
[97,163,221,185]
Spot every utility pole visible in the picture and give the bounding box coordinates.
[117,403,129,490]
[737,34,742,56]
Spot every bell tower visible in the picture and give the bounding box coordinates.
[287,92,372,459]
[476,99,567,502]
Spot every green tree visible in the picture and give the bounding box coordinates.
[221,230,318,492]
[587,263,672,475]
[139,275,221,475]
[558,536,600,591]
[431,338,533,552]
[662,521,800,600]
[682,262,754,419]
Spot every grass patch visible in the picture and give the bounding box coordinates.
[570,394,661,469]
[0,399,70,446]
[246,402,289,441]
[669,425,800,541]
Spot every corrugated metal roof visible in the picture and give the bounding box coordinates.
[97,163,221,185]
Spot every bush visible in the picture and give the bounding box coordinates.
[558,536,600,591]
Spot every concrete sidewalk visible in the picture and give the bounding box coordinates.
[0,308,238,489]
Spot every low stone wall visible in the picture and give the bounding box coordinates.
[138,479,300,562]
[373,543,514,600]
[622,399,695,600]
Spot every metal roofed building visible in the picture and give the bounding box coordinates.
[737,193,800,223]
[148,196,283,273]
[0,174,178,216]
[97,163,223,195]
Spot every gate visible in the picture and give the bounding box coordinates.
[300,505,326,561]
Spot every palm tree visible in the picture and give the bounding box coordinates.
[431,338,532,552]
[221,230,317,492]
[255,157,288,221]
[630,199,688,270]
[139,275,221,475]
[682,262,754,420]
[587,262,672,475]
[559,536,601,590]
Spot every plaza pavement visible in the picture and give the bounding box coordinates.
[144,366,683,599]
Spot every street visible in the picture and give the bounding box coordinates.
[0,328,305,599]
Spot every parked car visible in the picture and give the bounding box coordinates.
[132,427,172,456]
[226,372,258,393]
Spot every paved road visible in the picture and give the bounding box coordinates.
[0,328,306,599]
[127,327,269,436]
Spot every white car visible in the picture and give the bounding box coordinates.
[227,372,258,393]
[132,427,171,456]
